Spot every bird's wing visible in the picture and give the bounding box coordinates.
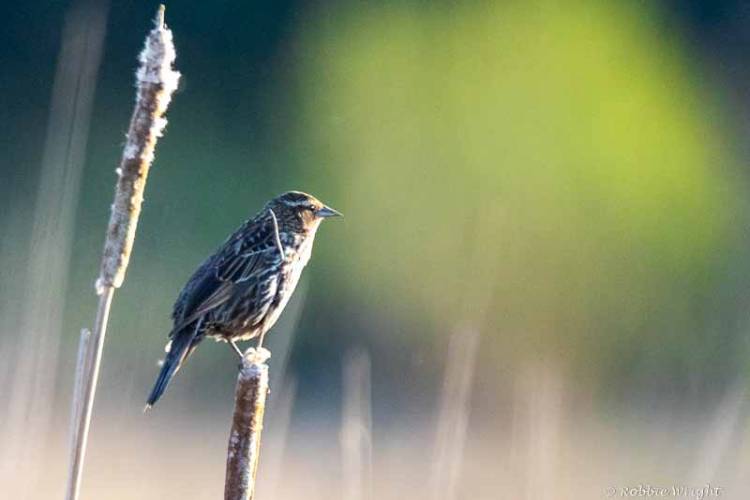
[170,211,282,335]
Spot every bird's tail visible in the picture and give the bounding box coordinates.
[145,331,196,409]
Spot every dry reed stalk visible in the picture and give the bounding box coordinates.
[509,363,563,500]
[690,380,746,481]
[69,329,92,432]
[340,348,373,500]
[64,6,179,500]
[225,348,272,500]
[0,1,108,491]
[430,328,480,500]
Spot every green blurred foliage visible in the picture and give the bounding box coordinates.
[2,0,743,410]
[294,0,745,387]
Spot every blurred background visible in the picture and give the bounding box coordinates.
[2,0,750,498]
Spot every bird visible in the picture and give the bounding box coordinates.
[146,191,341,408]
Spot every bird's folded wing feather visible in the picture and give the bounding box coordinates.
[170,212,280,335]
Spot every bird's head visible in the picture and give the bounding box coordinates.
[266,191,342,233]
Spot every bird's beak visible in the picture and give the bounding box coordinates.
[316,205,343,218]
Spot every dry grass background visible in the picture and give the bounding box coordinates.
[4,383,749,499]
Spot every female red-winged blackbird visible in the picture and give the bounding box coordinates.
[146,191,341,407]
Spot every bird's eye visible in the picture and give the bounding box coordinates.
[306,205,316,212]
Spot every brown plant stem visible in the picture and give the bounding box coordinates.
[225,348,272,500]
[64,6,179,500]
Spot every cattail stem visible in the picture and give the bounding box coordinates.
[67,328,91,462]
[225,348,272,500]
[64,6,179,500]
[66,289,113,500]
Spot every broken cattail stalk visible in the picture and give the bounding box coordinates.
[225,348,272,500]
[66,329,92,468]
[64,6,180,500]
